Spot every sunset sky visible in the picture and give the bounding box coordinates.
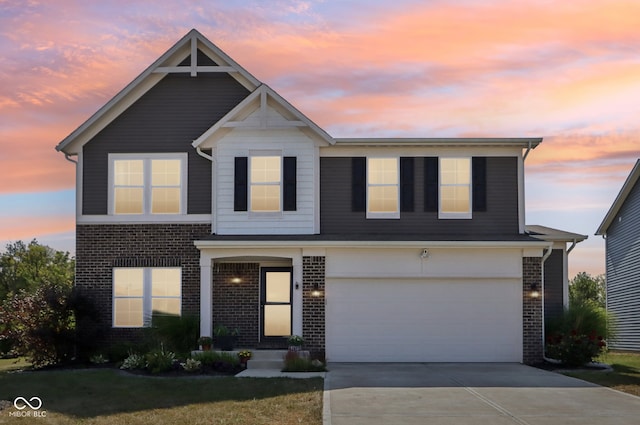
[1,0,639,277]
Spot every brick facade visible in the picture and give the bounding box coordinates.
[211,262,259,347]
[302,256,326,360]
[522,256,543,364]
[75,223,210,345]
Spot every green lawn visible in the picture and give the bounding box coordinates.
[0,357,31,372]
[0,368,323,424]
[566,352,640,397]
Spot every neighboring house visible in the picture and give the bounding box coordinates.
[56,29,582,364]
[596,160,640,351]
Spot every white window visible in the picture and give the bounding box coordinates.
[109,154,187,216]
[439,157,472,219]
[250,156,281,212]
[113,267,181,328]
[367,157,399,219]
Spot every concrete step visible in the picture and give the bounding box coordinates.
[251,350,288,360]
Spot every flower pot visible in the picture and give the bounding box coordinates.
[201,344,212,351]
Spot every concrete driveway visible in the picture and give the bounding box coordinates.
[324,363,640,425]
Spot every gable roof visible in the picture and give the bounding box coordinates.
[192,84,334,147]
[596,159,640,235]
[55,29,261,154]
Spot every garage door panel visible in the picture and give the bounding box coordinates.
[326,279,522,362]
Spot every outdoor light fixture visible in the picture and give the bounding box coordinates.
[311,281,322,297]
[530,283,540,298]
[231,277,242,284]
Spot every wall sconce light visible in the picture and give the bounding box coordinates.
[231,277,242,284]
[530,283,540,298]
[311,281,322,297]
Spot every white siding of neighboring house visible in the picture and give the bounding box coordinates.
[214,106,318,235]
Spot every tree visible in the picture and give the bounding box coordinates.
[0,240,74,301]
[569,272,606,308]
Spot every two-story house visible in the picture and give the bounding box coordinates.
[56,29,583,364]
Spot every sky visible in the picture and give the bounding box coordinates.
[1,0,639,277]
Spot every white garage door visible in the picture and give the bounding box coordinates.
[326,278,522,362]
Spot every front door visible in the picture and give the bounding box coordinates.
[260,267,292,343]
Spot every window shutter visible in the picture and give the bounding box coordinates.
[283,157,297,211]
[400,157,414,212]
[352,157,366,212]
[424,157,438,212]
[472,157,487,212]
[234,157,248,211]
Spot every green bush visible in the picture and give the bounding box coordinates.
[192,350,239,367]
[145,347,176,374]
[546,303,616,367]
[282,351,326,372]
[120,353,146,370]
[146,313,199,357]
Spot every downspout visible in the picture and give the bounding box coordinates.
[195,146,216,234]
[64,153,78,164]
[522,140,533,161]
[566,239,578,254]
[196,147,215,163]
[541,244,559,363]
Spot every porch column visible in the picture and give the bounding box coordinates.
[200,254,213,337]
[292,252,303,336]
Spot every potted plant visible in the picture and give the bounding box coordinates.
[213,324,240,351]
[288,335,304,351]
[198,336,213,351]
[238,350,252,367]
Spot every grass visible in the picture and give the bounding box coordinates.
[565,352,640,397]
[0,357,31,372]
[0,368,323,424]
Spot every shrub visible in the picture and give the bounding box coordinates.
[191,350,240,373]
[546,303,616,367]
[181,358,202,372]
[0,282,74,367]
[146,313,199,357]
[120,353,146,370]
[145,347,176,374]
[282,351,326,372]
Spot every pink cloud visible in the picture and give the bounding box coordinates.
[0,214,75,242]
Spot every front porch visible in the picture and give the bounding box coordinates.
[197,249,326,359]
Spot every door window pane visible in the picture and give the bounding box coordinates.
[265,272,291,303]
[264,305,291,336]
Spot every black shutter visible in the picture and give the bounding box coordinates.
[352,157,366,212]
[234,157,248,211]
[400,157,414,212]
[283,157,297,211]
[472,157,487,212]
[424,157,438,212]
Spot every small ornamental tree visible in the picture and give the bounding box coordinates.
[0,282,102,367]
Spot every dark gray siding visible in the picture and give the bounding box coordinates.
[82,72,250,214]
[544,249,564,322]
[320,156,519,237]
[606,179,640,351]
